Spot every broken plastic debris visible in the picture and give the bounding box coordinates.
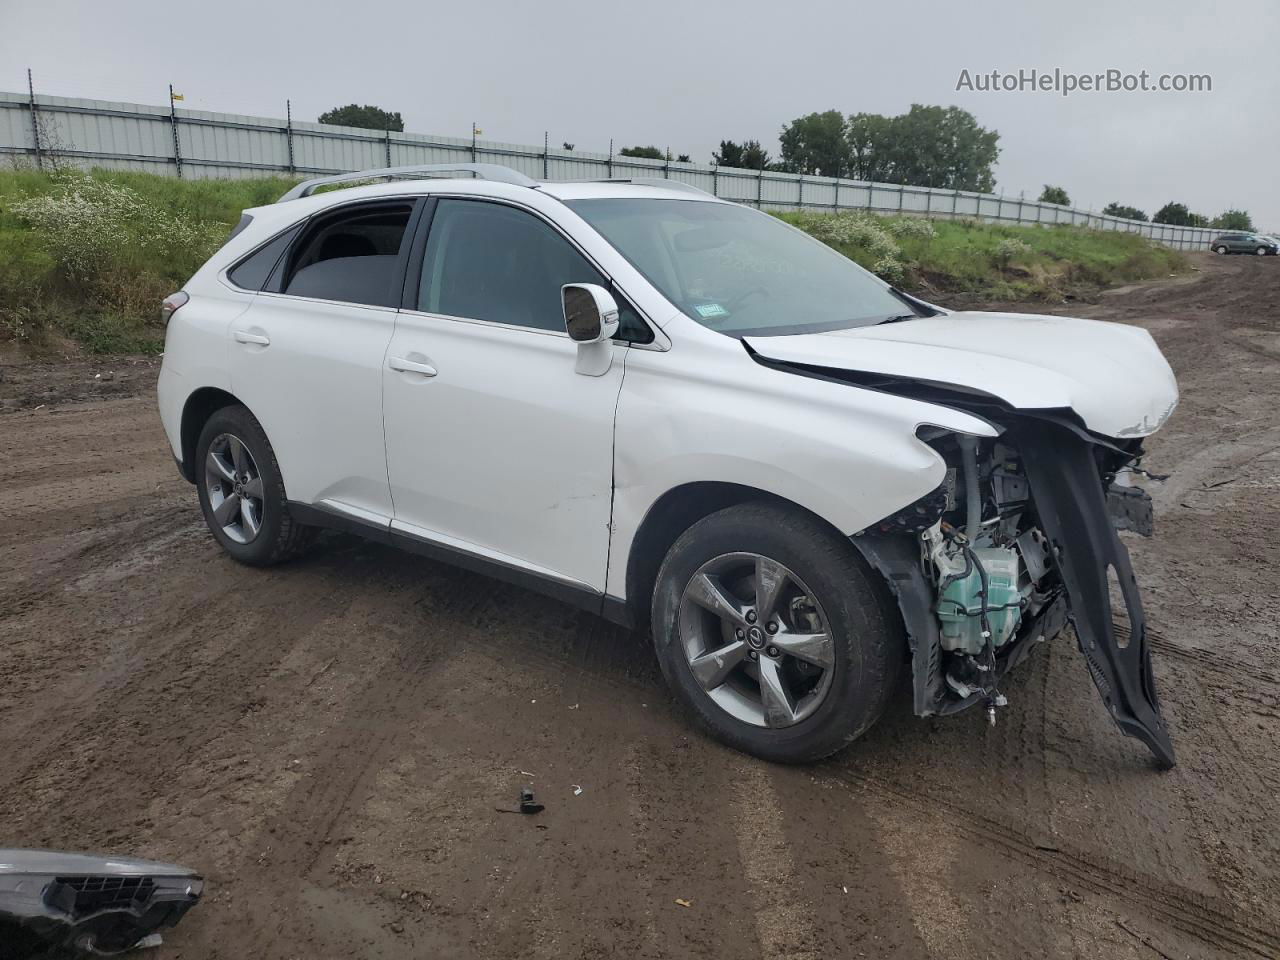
[674,898,692,908]
[519,770,536,777]
[135,933,164,948]
[572,785,583,796]
[0,849,202,956]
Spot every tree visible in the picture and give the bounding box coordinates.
[619,145,667,160]
[1188,213,1210,227]
[778,110,849,176]
[1102,202,1147,221]
[676,154,691,163]
[845,112,894,182]
[844,105,999,191]
[1211,209,1253,231]
[317,104,403,131]
[714,139,773,170]
[1152,202,1193,226]
[1039,185,1070,205]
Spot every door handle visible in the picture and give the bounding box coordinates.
[388,356,438,377]
[234,330,270,346]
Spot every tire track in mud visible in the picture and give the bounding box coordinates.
[1116,623,1280,692]
[819,765,1280,959]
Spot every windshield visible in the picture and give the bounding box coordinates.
[565,198,919,336]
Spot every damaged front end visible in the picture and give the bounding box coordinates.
[852,403,1174,768]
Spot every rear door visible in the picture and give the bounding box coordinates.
[226,199,421,522]
[382,197,636,593]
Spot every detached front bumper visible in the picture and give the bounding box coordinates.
[1012,418,1174,768]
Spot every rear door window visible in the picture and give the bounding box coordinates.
[279,202,415,307]
[227,225,301,291]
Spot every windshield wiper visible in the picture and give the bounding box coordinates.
[876,314,920,325]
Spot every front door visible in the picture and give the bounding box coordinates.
[382,198,630,592]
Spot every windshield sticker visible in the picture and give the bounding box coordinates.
[694,302,729,319]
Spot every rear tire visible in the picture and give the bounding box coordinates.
[1257,247,1268,256]
[195,405,314,566]
[1214,245,1228,254]
[650,501,904,763]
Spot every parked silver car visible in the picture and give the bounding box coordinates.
[1211,233,1278,255]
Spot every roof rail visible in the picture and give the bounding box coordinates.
[590,177,713,197]
[278,163,536,202]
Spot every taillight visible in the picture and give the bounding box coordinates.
[161,291,189,324]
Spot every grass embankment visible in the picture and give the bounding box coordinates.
[0,169,295,354]
[779,209,1188,302]
[0,169,1188,356]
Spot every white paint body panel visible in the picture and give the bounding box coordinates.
[745,312,1179,439]
[227,294,396,517]
[383,310,622,592]
[157,176,1180,613]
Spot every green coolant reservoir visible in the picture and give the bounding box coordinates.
[936,546,1023,655]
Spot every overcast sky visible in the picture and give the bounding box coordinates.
[4,0,1277,228]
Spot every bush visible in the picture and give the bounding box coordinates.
[779,209,1188,301]
[0,169,295,353]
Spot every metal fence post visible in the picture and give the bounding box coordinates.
[664,147,670,181]
[898,183,904,212]
[756,162,764,209]
[26,68,42,171]
[168,84,183,179]
[384,127,392,167]
[797,173,803,209]
[712,161,718,198]
[471,122,477,162]
[285,99,295,174]
[833,175,839,213]
[543,131,549,180]
[607,139,613,179]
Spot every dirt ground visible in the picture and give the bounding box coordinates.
[2,254,1279,959]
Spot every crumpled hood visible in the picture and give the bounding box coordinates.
[745,311,1179,438]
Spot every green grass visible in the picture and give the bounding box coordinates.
[0,168,298,354]
[0,168,1189,356]
[778,211,1189,301]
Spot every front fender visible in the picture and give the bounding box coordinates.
[606,339,997,599]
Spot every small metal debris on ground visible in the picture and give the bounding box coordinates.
[519,788,544,815]
[519,770,536,777]
[674,898,692,908]
[572,785,583,796]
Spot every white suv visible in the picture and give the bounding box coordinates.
[157,164,1179,767]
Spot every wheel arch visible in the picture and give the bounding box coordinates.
[622,481,849,629]
[179,387,246,483]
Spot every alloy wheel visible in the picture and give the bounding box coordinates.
[677,552,836,728]
[205,433,265,544]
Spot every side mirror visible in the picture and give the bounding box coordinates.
[562,283,620,376]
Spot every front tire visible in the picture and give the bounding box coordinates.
[1257,246,1269,256]
[651,502,904,763]
[195,405,313,566]
[1213,245,1227,254]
